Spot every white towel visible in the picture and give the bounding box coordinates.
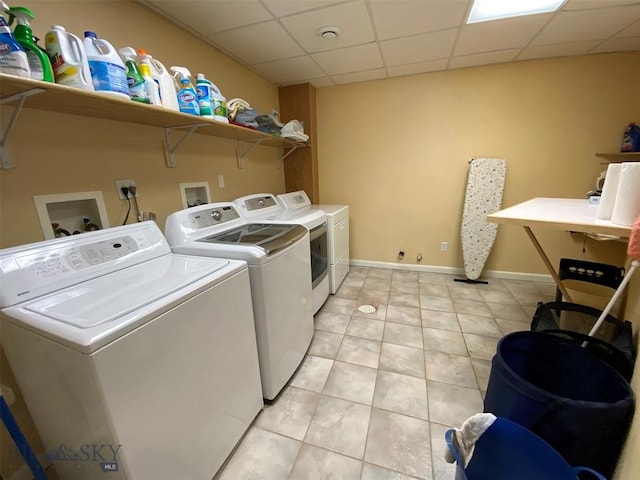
[596,163,622,220]
[444,413,497,467]
[611,163,640,226]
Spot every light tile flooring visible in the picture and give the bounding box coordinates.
[216,267,556,480]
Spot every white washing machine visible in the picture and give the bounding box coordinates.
[234,193,329,314]
[279,191,350,295]
[165,203,313,400]
[0,222,263,480]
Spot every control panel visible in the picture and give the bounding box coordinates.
[187,206,240,229]
[0,222,169,307]
[279,191,311,210]
[244,196,278,211]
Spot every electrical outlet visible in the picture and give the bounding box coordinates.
[115,179,137,199]
[440,241,448,252]
[218,174,225,189]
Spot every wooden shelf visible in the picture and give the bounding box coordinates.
[595,152,640,162]
[0,74,306,167]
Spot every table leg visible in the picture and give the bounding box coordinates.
[523,226,573,302]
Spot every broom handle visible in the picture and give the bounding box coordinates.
[585,260,638,341]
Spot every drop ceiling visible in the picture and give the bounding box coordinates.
[136,0,640,87]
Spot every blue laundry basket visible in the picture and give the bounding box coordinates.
[445,417,606,480]
[484,331,634,478]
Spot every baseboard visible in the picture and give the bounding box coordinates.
[349,259,553,283]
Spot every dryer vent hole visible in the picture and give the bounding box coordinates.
[357,304,377,314]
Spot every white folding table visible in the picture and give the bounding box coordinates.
[487,197,631,302]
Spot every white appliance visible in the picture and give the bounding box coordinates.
[279,191,350,295]
[234,193,330,314]
[0,222,263,480]
[164,203,313,400]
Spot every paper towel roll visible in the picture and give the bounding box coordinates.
[611,162,640,226]
[596,163,622,220]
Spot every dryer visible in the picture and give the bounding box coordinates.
[279,191,350,294]
[0,222,262,480]
[165,203,313,400]
[234,193,329,314]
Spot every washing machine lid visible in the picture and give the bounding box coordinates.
[21,255,230,329]
[199,223,307,256]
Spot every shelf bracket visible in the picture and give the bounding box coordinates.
[278,144,301,169]
[163,124,208,168]
[0,88,46,169]
[236,139,264,169]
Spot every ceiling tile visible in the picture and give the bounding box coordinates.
[144,0,272,35]
[261,0,348,17]
[280,1,374,52]
[590,35,640,52]
[332,68,387,84]
[562,0,640,11]
[449,49,520,69]
[386,59,449,78]
[207,21,304,64]
[614,19,640,37]
[311,43,383,74]
[368,0,470,40]
[380,28,457,66]
[253,56,326,84]
[532,5,640,45]
[454,14,553,56]
[517,40,599,60]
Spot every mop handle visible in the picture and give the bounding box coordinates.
[585,260,638,341]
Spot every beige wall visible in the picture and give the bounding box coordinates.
[0,1,283,476]
[317,52,638,274]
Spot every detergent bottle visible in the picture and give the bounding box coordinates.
[45,25,93,90]
[210,81,228,123]
[0,1,30,78]
[196,73,213,118]
[7,6,52,82]
[118,46,148,103]
[147,54,178,111]
[176,77,199,116]
[137,49,161,105]
[83,31,128,98]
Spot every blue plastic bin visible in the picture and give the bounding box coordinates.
[445,417,606,480]
[484,331,634,478]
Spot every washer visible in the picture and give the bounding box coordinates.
[165,203,313,400]
[279,191,350,295]
[0,222,263,480]
[234,193,329,314]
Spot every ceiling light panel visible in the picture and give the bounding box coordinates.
[467,0,565,24]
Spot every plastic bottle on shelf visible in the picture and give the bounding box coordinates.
[83,31,128,98]
[137,49,162,105]
[146,54,178,111]
[0,1,30,78]
[7,6,53,82]
[210,81,228,123]
[176,77,199,116]
[45,25,93,90]
[196,73,214,118]
[118,46,148,104]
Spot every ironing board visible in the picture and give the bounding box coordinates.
[458,158,507,283]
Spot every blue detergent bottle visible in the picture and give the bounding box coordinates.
[177,77,199,116]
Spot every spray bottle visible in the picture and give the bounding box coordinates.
[0,1,30,78]
[118,46,148,104]
[7,6,52,82]
[170,66,198,114]
[137,49,161,106]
